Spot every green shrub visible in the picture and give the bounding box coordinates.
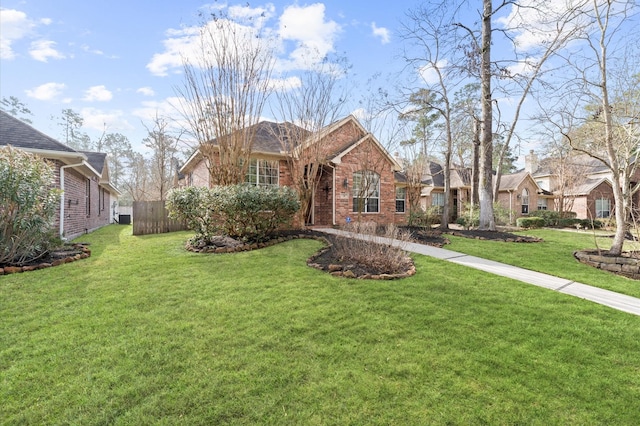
[558,217,582,228]
[166,186,222,242]
[217,185,300,241]
[579,219,603,229]
[516,216,546,229]
[408,206,441,228]
[493,202,515,226]
[529,210,562,226]
[457,203,480,229]
[0,146,61,265]
[167,184,300,243]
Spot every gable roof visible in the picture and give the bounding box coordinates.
[180,120,308,174]
[498,170,531,191]
[80,151,107,174]
[532,154,610,177]
[567,177,612,196]
[329,132,403,171]
[0,110,84,162]
[0,111,119,194]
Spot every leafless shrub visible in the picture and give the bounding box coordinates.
[331,222,412,274]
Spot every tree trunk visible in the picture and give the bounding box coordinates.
[471,119,480,205]
[478,0,495,231]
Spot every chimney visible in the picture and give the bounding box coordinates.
[525,150,538,174]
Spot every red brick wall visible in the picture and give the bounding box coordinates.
[49,160,111,239]
[316,138,400,227]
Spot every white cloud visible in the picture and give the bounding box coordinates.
[0,8,36,59]
[277,3,341,70]
[267,76,302,91]
[80,107,134,132]
[29,39,65,62]
[419,60,448,84]
[146,25,205,76]
[496,0,592,52]
[148,3,341,76]
[229,3,276,28]
[83,85,113,102]
[132,97,189,130]
[371,22,390,44]
[25,82,66,100]
[137,87,155,96]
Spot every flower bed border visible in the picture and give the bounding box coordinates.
[0,244,91,275]
[574,249,640,280]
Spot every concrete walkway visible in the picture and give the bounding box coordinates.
[316,228,640,317]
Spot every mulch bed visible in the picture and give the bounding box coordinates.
[444,229,543,243]
[399,226,543,245]
[0,243,91,275]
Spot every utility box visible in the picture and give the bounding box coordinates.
[119,214,131,225]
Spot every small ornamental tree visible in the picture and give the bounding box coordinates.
[0,146,61,265]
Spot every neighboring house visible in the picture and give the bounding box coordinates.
[496,169,551,223]
[417,161,472,221]
[0,111,120,240]
[526,150,634,219]
[180,115,407,227]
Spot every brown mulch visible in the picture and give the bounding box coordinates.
[444,229,543,243]
[0,243,91,275]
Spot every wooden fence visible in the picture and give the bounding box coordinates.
[132,201,188,235]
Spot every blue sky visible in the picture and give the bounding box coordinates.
[1,0,425,153]
[3,1,636,165]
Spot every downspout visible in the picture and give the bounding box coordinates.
[510,189,515,224]
[332,165,337,226]
[59,161,85,239]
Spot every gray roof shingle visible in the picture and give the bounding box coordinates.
[0,110,78,154]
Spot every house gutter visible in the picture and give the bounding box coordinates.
[59,160,86,239]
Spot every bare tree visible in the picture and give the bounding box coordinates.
[271,59,348,225]
[121,152,152,203]
[541,0,639,255]
[175,14,276,187]
[142,113,183,200]
[400,3,476,229]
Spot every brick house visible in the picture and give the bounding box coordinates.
[526,150,636,219]
[0,111,120,240]
[180,115,407,227]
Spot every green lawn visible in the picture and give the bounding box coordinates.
[445,228,640,299]
[1,225,640,424]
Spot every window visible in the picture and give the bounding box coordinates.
[85,179,91,216]
[245,159,279,187]
[537,198,547,210]
[432,192,445,213]
[596,198,611,218]
[396,187,406,213]
[521,188,529,214]
[352,170,380,213]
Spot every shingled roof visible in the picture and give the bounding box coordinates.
[80,151,108,174]
[0,110,79,155]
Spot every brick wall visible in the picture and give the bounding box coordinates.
[320,138,401,227]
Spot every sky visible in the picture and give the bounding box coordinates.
[0,0,427,155]
[2,1,636,165]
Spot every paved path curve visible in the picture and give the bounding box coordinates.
[317,228,640,317]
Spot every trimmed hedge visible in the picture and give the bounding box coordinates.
[516,217,546,229]
[167,184,300,244]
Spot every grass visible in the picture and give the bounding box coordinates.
[1,224,640,424]
[445,228,640,299]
